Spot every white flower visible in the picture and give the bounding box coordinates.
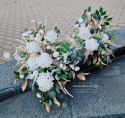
[69,64,80,71]
[63,53,68,60]
[63,59,67,63]
[36,93,41,98]
[85,38,99,51]
[51,69,57,74]
[31,20,36,23]
[36,72,54,92]
[39,29,44,34]
[78,26,91,40]
[69,64,75,70]
[29,34,34,40]
[3,52,10,58]
[78,18,83,23]
[33,70,38,77]
[46,45,51,49]
[102,34,109,42]
[75,24,79,27]
[36,33,40,37]
[44,31,57,43]
[53,51,59,58]
[62,66,66,70]
[55,74,59,80]
[105,44,107,47]
[74,67,80,71]
[34,37,41,42]
[67,36,74,42]
[22,32,28,37]
[20,74,24,78]
[26,41,41,53]
[26,57,38,71]
[60,64,63,68]
[57,57,60,60]
[26,73,34,79]
[37,52,53,69]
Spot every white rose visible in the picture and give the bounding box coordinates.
[69,64,75,70]
[75,67,80,71]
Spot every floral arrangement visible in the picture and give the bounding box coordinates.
[68,7,118,69]
[12,7,118,112]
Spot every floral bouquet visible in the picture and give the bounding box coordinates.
[12,7,118,112]
[67,7,118,69]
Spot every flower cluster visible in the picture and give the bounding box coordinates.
[13,18,88,112]
[12,7,118,113]
[68,7,117,69]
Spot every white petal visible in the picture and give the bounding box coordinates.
[75,67,80,71]
[3,52,10,58]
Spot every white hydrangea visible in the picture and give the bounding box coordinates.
[78,23,91,40]
[44,31,57,43]
[26,57,38,71]
[78,18,83,23]
[85,38,99,51]
[36,72,54,92]
[26,52,53,71]
[37,52,53,68]
[26,41,41,53]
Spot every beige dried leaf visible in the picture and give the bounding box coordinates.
[45,102,50,112]
[93,56,97,64]
[53,97,60,106]
[87,12,91,22]
[70,70,75,79]
[105,40,120,47]
[19,69,27,75]
[74,60,79,67]
[28,28,35,34]
[42,41,47,51]
[77,73,86,81]
[22,78,27,91]
[14,79,17,84]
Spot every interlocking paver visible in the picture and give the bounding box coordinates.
[0,0,125,64]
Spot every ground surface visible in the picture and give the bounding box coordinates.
[0,0,125,63]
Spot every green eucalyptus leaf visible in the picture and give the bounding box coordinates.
[59,94,65,100]
[87,60,91,66]
[88,7,91,12]
[62,102,68,109]
[61,74,68,79]
[99,64,103,69]
[78,51,84,57]
[99,7,103,13]
[101,11,106,16]
[84,9,87,14]
[48,91,56,98]
[68,73,72,79]
[96,10,99,15]
[56,87,60,94]
[82,14,87,20]
[104,16,108,19]
[47,100,52,106]
[75,21,79,25]
[24,28,29,32]
[77,56,82,61]
[60,48,67,53]
[71,53,77,59]
[108,59,112,64]
[106,18,112,21]
[56,29,60,34]
[54,26,57,30]
[104,22,109,25]
[54,103,59,109]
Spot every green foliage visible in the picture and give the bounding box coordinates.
[104,22,109,25]
[62,102,68,109]
[99,64,103,69]
[87,60,91,66]
[78,51,84,57]
[54,103,59,109]
[37,68,44,73]
[77,56,82,61]
[24,28,29,32]
[96,10,99,15]
[108,59,112,64]
[71,53,77,59]
[47,100,52,106]
[104,16,108,19]
[68,73,72,79]
[84,9,87,14]
[99,7,103,13]
[48,91,56,98]
[106,18,112,21]
[111,34,116,40]
[101,11,106,16]
[82,14,87,20]
[59,94,65,100]
[56,29,60,34]
[54,26,57,30]
[75,21,79,25]
[88,7,91,12]
[61,74,68,79]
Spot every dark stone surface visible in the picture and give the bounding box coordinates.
[0,55,125,118]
